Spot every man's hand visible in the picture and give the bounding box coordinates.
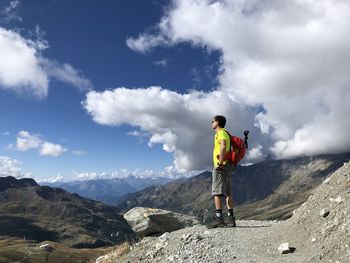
[215,164,224,172]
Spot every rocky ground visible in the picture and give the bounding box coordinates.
[273,159,350,262]
[98,161,350,263]
[98,220,298,263]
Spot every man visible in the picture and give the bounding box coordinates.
[210,115,236,228]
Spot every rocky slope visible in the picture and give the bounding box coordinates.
[0,176,136,248]
[117,153,350,222]
[272,159,350,261]
[98,160,350,263]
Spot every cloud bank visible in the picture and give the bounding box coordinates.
[37,173,64,183]
[72,166,196,181]
[84,87,263,172]
[85,0,350,173]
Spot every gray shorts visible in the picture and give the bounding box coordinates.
[211,162,236,196]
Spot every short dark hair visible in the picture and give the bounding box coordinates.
[213,115,226,128]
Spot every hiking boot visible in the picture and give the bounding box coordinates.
[225,216,236,227]
[208,216,226,228]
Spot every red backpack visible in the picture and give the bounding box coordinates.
[220,130,250,165]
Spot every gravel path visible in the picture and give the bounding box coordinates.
[113,220,304,263]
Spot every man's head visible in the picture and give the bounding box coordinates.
[212,115,226,129]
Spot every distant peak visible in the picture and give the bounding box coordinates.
[0,176,39,192]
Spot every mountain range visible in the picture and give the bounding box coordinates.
[0,176,136,248]
[1,153,350,262]
[116,152,350,223]
[43,176,172,205]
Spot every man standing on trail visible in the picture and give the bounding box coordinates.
[210,115,236,228]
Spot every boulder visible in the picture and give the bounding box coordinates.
[320,208,330,218]
[39,243,55,252]
[124,207,200,237]
[278,243,291,254]
[330,196,343,204]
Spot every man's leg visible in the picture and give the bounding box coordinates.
[225,195,236,227]
[209,195,225,228]
[224,162,236,227]
[214,195,223,218]
[215,195,223,210]
[226,195,233,209]
[210,165,226,228]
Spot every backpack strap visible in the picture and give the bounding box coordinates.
[223,129,232,152]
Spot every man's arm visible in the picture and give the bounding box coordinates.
[218,139,227,166]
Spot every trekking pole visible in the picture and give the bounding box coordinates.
[243,130,249,149]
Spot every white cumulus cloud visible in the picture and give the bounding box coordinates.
[0,156,31,178]
[39,141,67,157]
[148,131,177,153]
[83,87,261,172]
[0,28,49,98]
[0,27,92,98]
[13,130,67,157]
[16,130,42,151]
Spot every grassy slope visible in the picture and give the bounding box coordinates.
[0,238,114,263]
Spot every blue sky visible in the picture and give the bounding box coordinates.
[1,0,350,182]
[0,0,221,181]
